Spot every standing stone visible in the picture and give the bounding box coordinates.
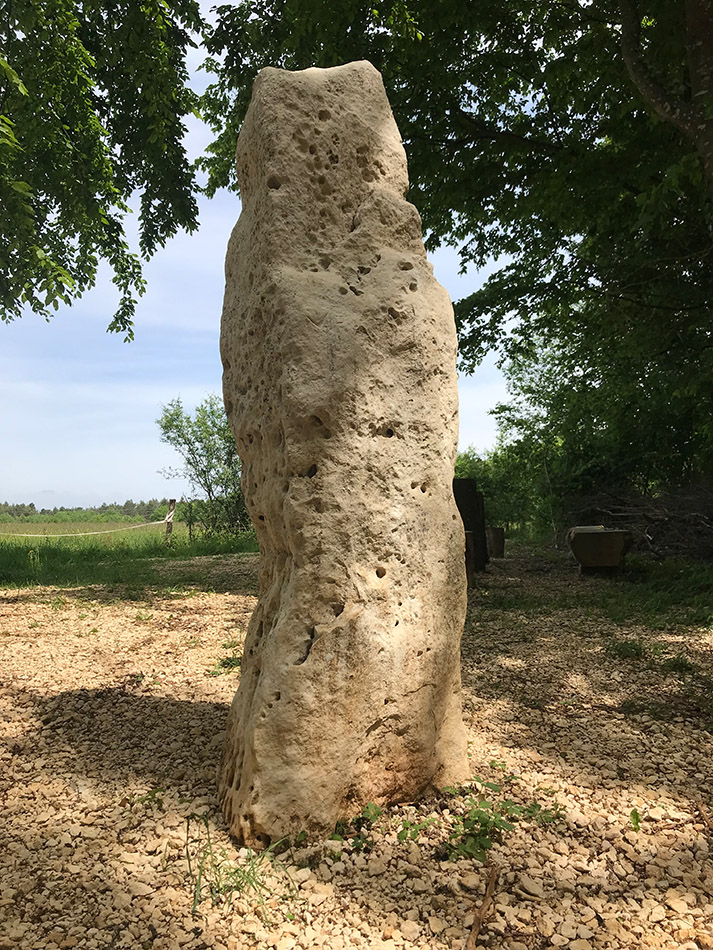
[218,61,468,845]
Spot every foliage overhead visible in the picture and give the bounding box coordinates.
[200,0,713,421]
[0,0,203,337]
[4,1,713,500]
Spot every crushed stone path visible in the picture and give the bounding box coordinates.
[1,550,711,950]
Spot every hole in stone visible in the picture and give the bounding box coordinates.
[319,256,331,269]
[329,153,339,164]
[294,627,316,665]
[394,620,399,626]
[388,307,407,321]
[409,282,418,292]
[332,604,345,617]
[416,650,423,657]
[411,481,419,489]
[306,464,318,477]
[318,109,331,120]
[309,144,317,154]
[421,483,428,493]
[339,286,348,295]
[258,515,265,522]
[274,691,281,702]
[385,428,394,438]
[310,415,324,427]
[376,567,386,578]
[398,260,414,271]
[267,176,281,189]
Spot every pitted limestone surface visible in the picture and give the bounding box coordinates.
[218,61,467,844]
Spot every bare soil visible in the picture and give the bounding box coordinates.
[1,550,711,950]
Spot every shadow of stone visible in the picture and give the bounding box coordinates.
[22,687,228,794]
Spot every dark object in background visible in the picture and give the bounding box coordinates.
[486,526,505,558]
[453,478,488,584]
[567,525,633,574]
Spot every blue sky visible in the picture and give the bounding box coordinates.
[0,88,507,510]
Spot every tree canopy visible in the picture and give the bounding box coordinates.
[199,1,712,362]
[5,1,712,494]
[197,0,713,495]
[0,0,202,337]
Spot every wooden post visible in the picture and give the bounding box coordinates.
[453,478,489,585]
[165,499,176,542]
[464,531,477,587]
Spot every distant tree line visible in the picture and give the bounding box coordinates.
[0,499,170,523]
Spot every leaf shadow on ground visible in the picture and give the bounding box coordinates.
[8,679,711,950]
[3,548,713,949]
[464,552,713,744]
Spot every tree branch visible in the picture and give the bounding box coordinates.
[453,108,569,155]
[618,0,699,140]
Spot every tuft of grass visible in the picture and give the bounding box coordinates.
[185,813,294,917]
[207,648,243,677]
[606,638,647,660]
[659,654,699,675]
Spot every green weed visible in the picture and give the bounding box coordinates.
[397,817,436,842]
[120,786,166,811]
[185,813,294,917]
[331,802,384,852]
[207,649,243,676]
[659,654,698,675]
[442,775,564,863]
[606,639,647,660]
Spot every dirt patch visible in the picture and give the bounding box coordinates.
[1,551,712,950]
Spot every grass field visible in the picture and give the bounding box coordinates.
[0,521,258,589]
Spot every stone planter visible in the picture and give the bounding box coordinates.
[567,525,633,574]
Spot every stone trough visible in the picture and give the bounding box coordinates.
[567,525,633,574]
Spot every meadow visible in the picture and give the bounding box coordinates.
[0,521,258,589]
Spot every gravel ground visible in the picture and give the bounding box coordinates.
[1,550,712,950]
